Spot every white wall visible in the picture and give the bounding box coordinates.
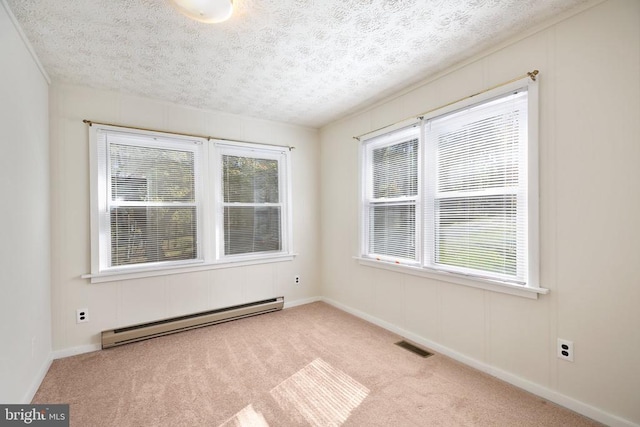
[319,0,640,425]
[49,83,321,355]
[0,2,51,403]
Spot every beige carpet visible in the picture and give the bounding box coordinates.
[33,302,602,426]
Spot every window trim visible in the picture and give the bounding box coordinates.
[354,256,546,299]
[358,77,546,298]
[87,125,294,283]
[83,254,296,284]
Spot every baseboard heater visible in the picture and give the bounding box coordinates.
[101,296,284,349]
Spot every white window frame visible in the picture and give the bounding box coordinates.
[87,125,294,284]
[213,141,292,263]
[361,123,421,265]
[358,77,546,299]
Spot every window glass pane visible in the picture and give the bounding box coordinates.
[369,204,416,260]
[372,138,418,199]
[437,111,521,193]
[110,206,197,266]
[223,155,279,203]
[110,144,195,202]
[224,206,281,255]
[435,195,517,275]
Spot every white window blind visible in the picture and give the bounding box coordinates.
[219,146,288,258]
[424,90,528,283]
[96,130,203,270]
[363,126,420,263]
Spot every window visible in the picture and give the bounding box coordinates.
[217,145,289,259]
[360,78,540,294]
[93,129,203,272]
[89,125,292,281]
[363,126,420,263]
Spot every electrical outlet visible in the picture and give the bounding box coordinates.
[557,338,574,362]
[76,308,89,323]
[294,275,300,285]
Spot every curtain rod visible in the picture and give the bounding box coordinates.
[353,69,539,141]
[82,119,296,151]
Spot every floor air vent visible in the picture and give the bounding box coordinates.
[101,297,284,349]
[395,340,434,358]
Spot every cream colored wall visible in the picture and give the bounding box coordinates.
[319,0,639,425]
[0,2,51,403]
[49,83,321,354]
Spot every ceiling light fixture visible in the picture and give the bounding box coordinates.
[170,0,233,24]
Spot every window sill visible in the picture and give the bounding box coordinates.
[82,254,297,284]
[354,257,548,299]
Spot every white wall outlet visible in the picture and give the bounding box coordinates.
[294,275,300,285]
[76,308,89,323]
[557,338,574,362]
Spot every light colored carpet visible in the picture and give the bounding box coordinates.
[33,302,602,426]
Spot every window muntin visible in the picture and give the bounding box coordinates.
[361,83,536,289]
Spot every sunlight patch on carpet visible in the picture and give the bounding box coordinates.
[219,404,269,427]
[270,358,369,427]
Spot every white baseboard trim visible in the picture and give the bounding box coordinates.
[283,296,322,309]
[53,344,101,360]
[22,354,53,403]
[49,297,323,360]
[320,297,638,427]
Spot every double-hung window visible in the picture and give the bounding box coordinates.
[360,77,541,296]
[362,126,420,264]
[218,144,289,259]
[89,125,292,282]
[424,90,529,283]
[93,129,203,272]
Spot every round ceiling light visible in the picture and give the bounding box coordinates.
[170,0,233,23]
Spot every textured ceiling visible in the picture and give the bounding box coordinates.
[6,0,589,128]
